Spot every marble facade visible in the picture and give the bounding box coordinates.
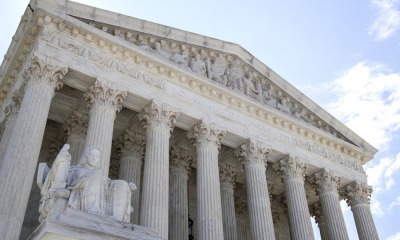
[0,0,379,239]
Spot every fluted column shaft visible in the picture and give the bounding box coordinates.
[274,155,314,240]
[169,146,191,240]
[84,79,126,176]
[118,129,145,224]
[235,140,275,240]
[344,181,379,240]
[64,112,88,165]
[310,169,349,240]
[0,92,22,165]
[236,218,248,240]
[140,101,178,239]
[188,121,226,240]
[235,199,248,240]
[0,52,68,240]
[310,202,328,240]
[220,164,238,240]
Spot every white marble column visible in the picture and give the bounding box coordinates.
[273,155,315,240]
[117,129,145,224]
[187,120,226,240]
[0,52,68,240]
[0,91,22,165]
[84,79,127,176]
[63,111,88,165]
[309,169,349,240]
[343,181,379,240]
[169,145,192,240]
[310,202,328,240]
[235,198,248,240]
[219,163,238,240]
[235,139,275,240]
[139,101,178,239]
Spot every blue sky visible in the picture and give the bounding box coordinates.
[2,0,400,239]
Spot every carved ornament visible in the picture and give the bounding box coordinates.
[234,139,269,166]
[187,120,226,150]
[274,155,308,181]
[138,100,179,132]
[342,181,372,207]
[84,79,127,113]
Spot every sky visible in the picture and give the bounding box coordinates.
[1,0,400,239]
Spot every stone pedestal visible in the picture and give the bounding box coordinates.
[274,155,314,240]
[309,169,349,240]
[187,121,226,240]
[235,139,275,240]
[118,129,145,224]
[139,101,178,239]
[343,181,379,240]
[0,52,68,240]
[0,91,22,165]
[84,79,127,175]
[168,145,192,240]
[63,111,88,165]
[310,202,328,240]
[28,208,162,240]
[219,163,238,240]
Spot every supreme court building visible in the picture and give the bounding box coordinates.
[0,1,379,239]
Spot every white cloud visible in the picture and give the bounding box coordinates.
[366,153,400,192]
[326,62,400,150]
[386,231,400,240]
[388,196,400,210]
[369,0,400,41]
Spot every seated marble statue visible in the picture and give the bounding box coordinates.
[38,145,136,223]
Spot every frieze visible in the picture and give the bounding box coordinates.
[40,29,165,90]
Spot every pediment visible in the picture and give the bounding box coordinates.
[5,0,377,159]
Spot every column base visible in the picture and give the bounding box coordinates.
[28,208,162,240]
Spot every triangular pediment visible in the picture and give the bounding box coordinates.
[24,0,377,158]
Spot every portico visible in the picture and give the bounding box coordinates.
[0,1,379,239]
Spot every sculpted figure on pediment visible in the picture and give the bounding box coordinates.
[241,71,262,100]
[170,49,189,68]
[190,53,207,76]
[225,59,243,90]
[294,107,309,122]
[277,97,292,114]
[262,85,278,108]
[151,42,172,59]
[206,56,228,85]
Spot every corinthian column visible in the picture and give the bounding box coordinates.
[187,120,226,240]
[273,155,315,240]
[235,139,275,240]
[63,111,88,165]
[0,52,68,240]
[309,169,349,240]
[84,79,126,175]
[235,198,248,240]
[343,181,379,240]
[219,163,238,240]
[0,91,22,164]
[309,202,328,240]
[139,101,178,239]
[169,145,192,240]
[117,129,145,224]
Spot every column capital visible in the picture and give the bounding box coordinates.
[139,100,179,132]
[84,79,127,112]
[234,197,248,219]
[117,129,145,158]
[343,181,372,207]
[23,51,68,91]
[308,169,341,195]
[63,111,88,139]
[187,120,226,150]
[309,202,325,226]
[170,145,192,174]
[4,91,23,123]
[273,155,308,181]
[219,163,238,188]
[234,139,269,166]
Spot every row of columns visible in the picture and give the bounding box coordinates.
[0,52,379,240]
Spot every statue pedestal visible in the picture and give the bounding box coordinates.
[28,208,162,240]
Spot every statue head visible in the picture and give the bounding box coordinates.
[78,146,101,169]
